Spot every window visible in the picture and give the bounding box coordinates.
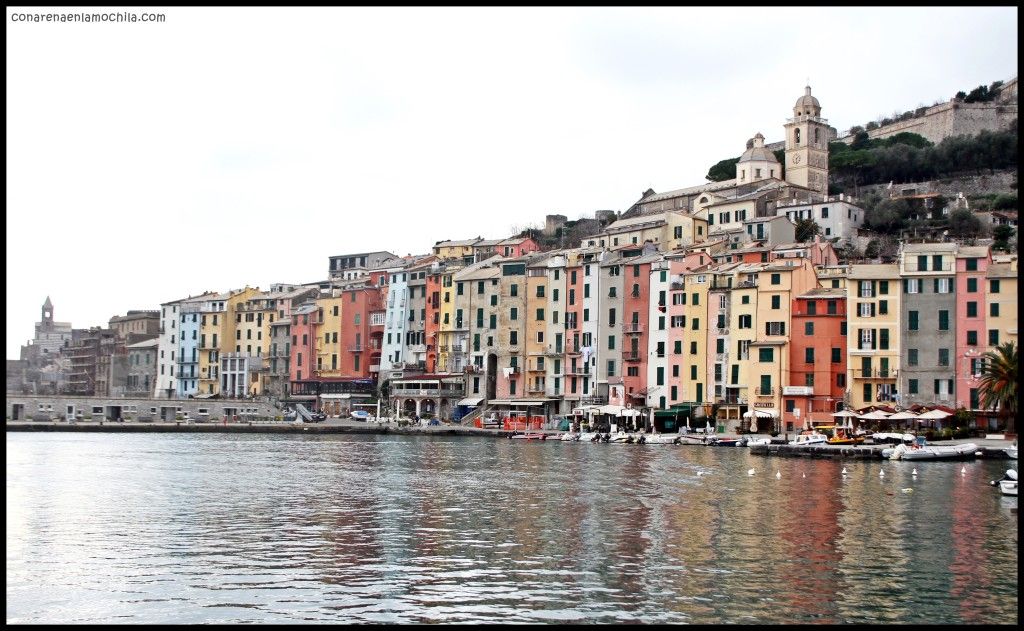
[989,329,999,345]
[608,286,617,298]
[990,303,1000,317]
[858,302,874,318]
[690,341,698,354]
[938,348,949,367]
[805,322,814,336]
[765,322,785,336]
[771,273,781,285]
[608,308,616,326]
[837,373,846,388]
[691,293,699,305]
[935,278,952,294]
[692,318,699,330]
[741,295,750,305]
[938,310,949,331]
[827,300,837,315]
[909,379,918,395]
[509,331,518,345]
[863,383,872,403]
[990,279,1001,293]
[805,373,815,387]
[536,285,545,298]
[965,258,978,271]
[821,207,829,219]
[879,280,889,295]
[805,348,815,364]
[510,284,518,297]
[880,329,889,350]
[967,302,977,317]
[759,348,774,362]
[967,330,978,346]
[608,335,615,350]
[860,328,874,349]
[831,347,841,363]
[966,277,978,293]
[607,360,615,376]
[917,255,928,271]
[760,375,772,395]
[806,301,817,315]
[878,300,888,315]
[771,295,780,310]
[905,279,920,294]
[908,349,918,366]
[536,308,544,321]
[908,311,918,330]
[674,340,682,355]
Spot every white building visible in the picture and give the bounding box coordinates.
[777,196,865,244]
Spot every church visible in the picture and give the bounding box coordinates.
[621,86,839,245]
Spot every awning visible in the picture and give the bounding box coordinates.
[487,399,552,406]
[743,408,777,418]
[319,394,352,400]
[456,397,483,407]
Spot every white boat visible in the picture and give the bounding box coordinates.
[559,432,579,442]
[888,442,979,461]
[991,469,1017,496]
[1006,442,1018,460]
[789,432,827,446]
[640,433,683,445]
[747,437,772,447]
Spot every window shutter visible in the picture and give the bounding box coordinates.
[934,380,939,395]
[871,330,876,350]
[870,303,876,317]
[903,279,908,293]
[933,278,939,293]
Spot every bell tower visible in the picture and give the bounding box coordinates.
[41,296,54,330]
[784,85,831,195]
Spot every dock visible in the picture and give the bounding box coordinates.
[749,442,1014,460]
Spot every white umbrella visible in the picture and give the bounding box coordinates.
[832,410,857,418]
[887,411,920,420]
[706,419,712,434]
[858,411,891,420]
[917,409,951,419]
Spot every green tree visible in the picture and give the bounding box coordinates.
[706,157,739,182]
[947,209,982,239]
[795,219,821,242]
[772,149,786,179]
[850,130,871,150]
[864,198,909,233]
[992,224,1015,251]
[978,342,1017,434]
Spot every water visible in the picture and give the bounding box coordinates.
[6,433,1018,624]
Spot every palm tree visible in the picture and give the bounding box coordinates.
[978,342,1017,434]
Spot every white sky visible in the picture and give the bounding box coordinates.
[6,6,1018,358]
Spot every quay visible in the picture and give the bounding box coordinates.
[749,440,1015,460]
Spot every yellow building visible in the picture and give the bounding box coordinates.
[680,267,711,406]
[986,256,1018,351]
[432,239,480,261]
[525,256,552,398]
[315,292,344,379]
[846,264,901,409]
[436,264,467,373]
[581,210,707,251]
[227,292,277,395]
[198,287,259,396]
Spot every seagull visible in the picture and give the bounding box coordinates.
[879,470,885,477]
[802,472,806,479]
[961,466,966,475]
[697,471,705,477]
[901,488,914,493]
[842,468,848,475]
[748,468,756,476]
[912,468,918,476]
[776,471,782,479]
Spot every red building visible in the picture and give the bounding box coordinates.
[425,271,441,373]
[783,288,847,432]
[289,303,319,396]
[623,254,656,407]
[497,236,541,258]
[339,286,385,380]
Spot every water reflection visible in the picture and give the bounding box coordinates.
[6,434,1018,624]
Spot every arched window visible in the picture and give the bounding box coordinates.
[699,196,708,204]
[795,129,801,145]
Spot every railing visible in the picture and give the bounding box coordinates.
[738,280,758,288]
[545,346,563,356]
[566,345,582,355]
[527,384,546,394]
[567,366,591,375]
[670,281,684,290]
[756,387,775,396]
[624,323,643,334]
[623,352,642,362]
[857,369,897,379]
[349,345,363,352]
[369,364,381,372]
[580,395,608,405]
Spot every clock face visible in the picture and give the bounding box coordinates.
[792,154,802,164]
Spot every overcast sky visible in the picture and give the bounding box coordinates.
[6,6,1018,358]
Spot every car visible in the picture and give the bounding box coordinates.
[350,410,370,421]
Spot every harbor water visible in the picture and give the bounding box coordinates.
[6,433,1018,624]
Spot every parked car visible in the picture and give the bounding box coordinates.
[350,410,370,421]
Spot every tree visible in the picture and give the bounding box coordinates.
[850,130,871,150]
[992,224,1015,251]
[978,342,1017,434]
[864,198,909,233]
[706,157,739,182]
[795,219,821,242]
[947,209,982,239]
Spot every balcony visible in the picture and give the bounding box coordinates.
[670,281,685,290]
[624,323,644,334]
[738,280,758,288]
[545,346,564,356]
[349,345,364,352]
[527,384,546,394]
[566,345,582,355]
[580,395,608,405]
[624,352,642,362]
[527,365,545,373]
[567,366,590,376]
[716,327,730,335]
[464,364,481,374]
[857,369,898,379]
[755,387,775,396]
[370,364,381,372]
[507,366,520,375]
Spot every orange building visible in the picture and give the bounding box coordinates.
[783,288,847,432]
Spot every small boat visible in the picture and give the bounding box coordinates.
[709,437,743,447]
[827,427,864,445]
[641,433,683,445]
[1006,442,1018,460]
[888,441,980,461]
[509,432,547,440]
[789,432,827,447]
[747,437,772,447]
[990,469,1018,496]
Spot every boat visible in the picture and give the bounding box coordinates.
[871,432,916,445]
[990,469,1018,496]
[509,432,547,440]
[887,441,980,461]
[709,437,743,447]
[826,427,865,445]
[789,432,827,447]
[1006,442,1018,460]
[747,437,772,447]
[640,433,683,445]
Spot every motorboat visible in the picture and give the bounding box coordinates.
[990,469,1018,496]
[826,427,865,445]
[789,432,827,447]
[887,441,980,461]
[509,432,547,440]
[1006,442,1018,460]
[709,437,743,447]
[639,433,683,445]
[747,437,772,447]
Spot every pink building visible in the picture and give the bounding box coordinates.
[289,303,319,396]
[954,246,992,412]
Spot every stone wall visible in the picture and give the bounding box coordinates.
[838,100,1017,146]
[857,169,1017,201]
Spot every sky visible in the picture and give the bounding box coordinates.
[6,6,1018,358]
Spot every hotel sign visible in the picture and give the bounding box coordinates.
[782,386,814,396]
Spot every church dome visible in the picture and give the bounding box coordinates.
[794,86,821,116]
[738,132,778,163]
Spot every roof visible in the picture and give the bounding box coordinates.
[797,288,846,298]
[126,338,160,349]
[986,262,1017,279]
[900,242,958,253]
[639,179,739,204]
[955,246,990,258]
[849,264,899,279]
[435,238,483,248]
[737,133,780,164]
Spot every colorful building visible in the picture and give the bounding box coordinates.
[784,288,847,431]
